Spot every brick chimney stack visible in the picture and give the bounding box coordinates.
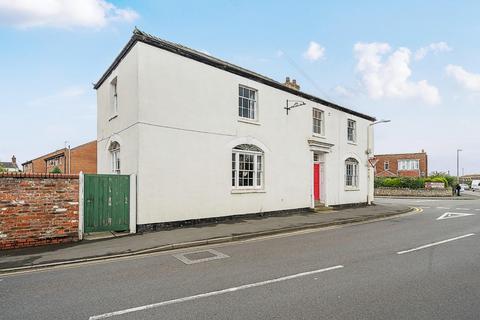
[11,155,16,165]
[284,76,300,90]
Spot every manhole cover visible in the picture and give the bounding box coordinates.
[173,249,229,265]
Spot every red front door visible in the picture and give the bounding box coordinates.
[314,163,320,201]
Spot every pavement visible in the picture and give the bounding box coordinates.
[0,203,411,272]
[2,196,480,320]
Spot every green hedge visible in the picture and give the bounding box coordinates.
[375,176,452,189]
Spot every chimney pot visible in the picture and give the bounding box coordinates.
[284,76,300,90]
[11,155,16,164]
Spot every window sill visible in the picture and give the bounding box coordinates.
[344,187,360,191]
[238,118,260,126]
[347,141,357,146]
[109,114,118,121]
[312,133,326,139]
[231,189,266,194]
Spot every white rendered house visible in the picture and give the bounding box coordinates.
[95,29,376,230]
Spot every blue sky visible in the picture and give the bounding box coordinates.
[1,0,479,174]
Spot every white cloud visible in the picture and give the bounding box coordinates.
[303,41,325,61]
[414,42,452,61]
[354,42,441,105]
[0,0,139,29]
[446,65,480,92]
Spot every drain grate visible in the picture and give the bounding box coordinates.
[173,249,229,265]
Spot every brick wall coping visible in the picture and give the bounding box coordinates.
[0,172,79,179]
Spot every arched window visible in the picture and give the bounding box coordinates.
[345,157,359,188]
[109,141,120,174]
[232,144,264,189]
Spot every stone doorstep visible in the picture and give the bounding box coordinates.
[83,231,130,241]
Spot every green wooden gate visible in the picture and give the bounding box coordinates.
[84,174,130,233]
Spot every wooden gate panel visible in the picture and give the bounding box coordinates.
[84,174,129,233]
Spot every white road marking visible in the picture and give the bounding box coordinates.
[397,233,475,255]
[454,208,470,210]
[89,265,344,319]
[437,212,475,220]
[419,206,431,209]
[475,209,480,211]
[436,207,450,209]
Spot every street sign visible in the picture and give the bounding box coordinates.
[436,212,474,220]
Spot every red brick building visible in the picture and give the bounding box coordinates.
[22,140,97,174]
[374,151,428,178]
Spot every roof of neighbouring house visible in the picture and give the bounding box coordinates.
[21,140,96,166]
[374,152,428,157]
[94,28,376,122]
[0,161,18,169]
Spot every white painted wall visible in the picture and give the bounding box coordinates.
[97,45,140,176]
[97,41,374,225]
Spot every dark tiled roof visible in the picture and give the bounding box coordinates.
[94,28,376,122]
[0,162,18,169]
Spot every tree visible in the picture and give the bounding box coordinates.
[50,166,62,174]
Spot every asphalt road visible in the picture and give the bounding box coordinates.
[2,196,480,320]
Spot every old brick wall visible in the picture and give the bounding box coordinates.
[0,173,79,250]
[375,187,452,197]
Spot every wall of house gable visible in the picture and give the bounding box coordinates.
[96,45,140,175]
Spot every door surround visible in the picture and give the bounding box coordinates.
[308,139,333,208]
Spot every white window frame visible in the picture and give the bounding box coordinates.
[312,108,324,135]
[232,145,263,190]
[347,119,356,143]
[384,161,389,170]
[109,142,120,174]
[345,158,359,188]
[238,85,258,121]
[110,77,118,117]
[398,159,419,171]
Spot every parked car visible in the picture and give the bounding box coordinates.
[459,183,469,191]
[471,180,480,191]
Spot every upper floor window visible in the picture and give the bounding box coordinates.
[238,85,257,120]
[110,77,118,116]
[384,161,389,170]
[312,108,324,135]
[232,144,263,189]
[109,141,120,174]
[345,157,359,188]
[347,119,356,142]
[398,159,419,171]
